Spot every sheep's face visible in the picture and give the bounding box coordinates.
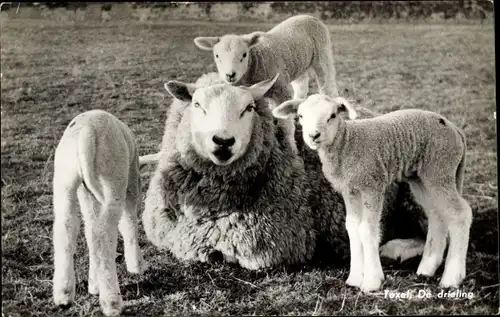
[272,94,357,151]
[165,74,279,166]
[189,85,256,165]
[194,33,263,85]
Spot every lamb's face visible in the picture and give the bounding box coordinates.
[272,94,358,151]
[190,85,256,165]
[297,95,342,150]
[212,35,250,85]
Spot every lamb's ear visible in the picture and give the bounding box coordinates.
[334,97,358,120]
[245,73,280,100]
[272,99,304,119]
[194,37,220,51]
[242,31,265,48]
[164,81,196,102]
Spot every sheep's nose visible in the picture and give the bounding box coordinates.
[309,132,321,140]
[226,72,236,82]
[212,135,235,147]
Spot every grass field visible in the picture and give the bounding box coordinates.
[1,18,498,316]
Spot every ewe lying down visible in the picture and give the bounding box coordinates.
[53,110,146,317]
[273,94,472,291]
[142,72,428,270]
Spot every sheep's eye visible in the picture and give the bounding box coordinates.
[193,102,200,108]
[240,103,255,117]
[215,54,219,59]
[243,52,247,58]
[298,114,303,119]
[329,113,336,121]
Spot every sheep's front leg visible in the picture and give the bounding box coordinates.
[359,190,385,292]
[343,191,364,288]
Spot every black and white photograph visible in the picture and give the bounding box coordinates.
[1,1,498,316]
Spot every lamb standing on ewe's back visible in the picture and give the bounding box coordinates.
[194,15,339,153]
[52,110,146,317]
[194,15,339,100]
[142,72,428,270]
[273,94,472,292]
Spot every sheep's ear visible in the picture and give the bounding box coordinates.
[334,97,358,120]
[272,99,304,119]
[194,37,220,51]
[164,81,196,102]
[243,31,264,48]
[245,73,280,100]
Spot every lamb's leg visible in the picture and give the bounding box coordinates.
[409,181,447,277]
[311,48,339,98]
[290,71,309,100]
[119,157,147,274]
[53,176,81,307]
[439,190,472,288]
[85,200,123,317]
[268,80,298,154]
[77,186,99,295]
[358,190,385,292]
[344,192,364,288]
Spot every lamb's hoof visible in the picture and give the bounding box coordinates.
[127,258,149,274]
[380,239,424,263]
[88,281,99,295]
[346,274,363,288]
[416,258,440,277]
[53,286,75,307]
[439,270,465,289]
[360,275,384,293]
[100,294,123,317]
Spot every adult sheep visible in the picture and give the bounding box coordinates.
[142,72,428,270]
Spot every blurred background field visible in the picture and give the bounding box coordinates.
[1,1,497,316]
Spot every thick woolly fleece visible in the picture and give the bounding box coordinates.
[142,73,427,269]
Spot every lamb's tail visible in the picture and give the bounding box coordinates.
[139,152,161,167]
[455,127,467,195]
[77,127,106,204]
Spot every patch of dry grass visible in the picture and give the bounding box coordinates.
[1,19,497,316]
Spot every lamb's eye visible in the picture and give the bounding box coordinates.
[329,113,337,120]
[215,54,219,59]
[298,114,303,119]
[243,52,247,58]
[193,102,200,108]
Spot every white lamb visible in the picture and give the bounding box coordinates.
[52,110,146,316]
[194,14,339,100]
[194,15,339,153]
[272,94,472,292]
